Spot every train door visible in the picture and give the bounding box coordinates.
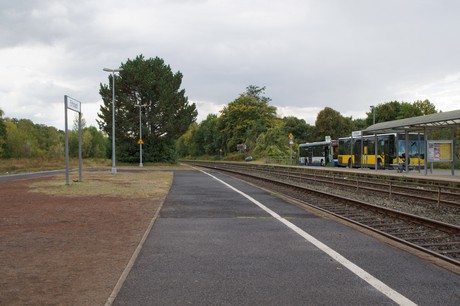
[364,138,374,167]
[331,140,339,166]
[380,135,395,169]
[307,147,312,165]
[353,138,362,167]
[338,138,353,167]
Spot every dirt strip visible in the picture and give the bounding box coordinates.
[0,171,172,306]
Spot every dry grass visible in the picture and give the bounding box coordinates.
[0,158,197,175]
[29,170,173,200]
[0,158,111,174]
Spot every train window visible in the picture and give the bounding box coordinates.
[339,139,351,155]
[367,139,375,155]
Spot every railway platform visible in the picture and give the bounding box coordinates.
[292,164,460,187]
[110,169,459,305]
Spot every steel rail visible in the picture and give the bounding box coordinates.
[210,162,460,208]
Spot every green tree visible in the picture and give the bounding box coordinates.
[68,114,81,158]
[188,123,205,157]
[218,86,277,153]
[253,121,289,157]
[413,99,437,115]
[13,119,39,157]
[281,116,314,144]
[4,118,64,158]
[371,101,400,124]
[399,101,422,119]
[315,107,352,140]
[365,100,438,126]
[35,124,63,158]
[176,114,223,158]
[65,114,108,158]
[176,123,197,158]
[85,126,108,158]
[352,118,368,131]
[5,119,33,157]
[70,126,108,159]
[98,55,197,162]
[5,120,19,157]
[0,108,7,157]
[196,114,221,156]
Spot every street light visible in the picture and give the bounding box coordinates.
[103,67,122,174]
[135,102,147,167]
[370,105,376,125]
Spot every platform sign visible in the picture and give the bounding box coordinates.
[64,95,83,185]
[352,130,362,138]
[66,96,81,112]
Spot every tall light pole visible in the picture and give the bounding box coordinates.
[103,68,122,174]
[371,105,376,125]
[135,102,147,167]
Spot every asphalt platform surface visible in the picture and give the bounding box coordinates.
[112,169,459,305]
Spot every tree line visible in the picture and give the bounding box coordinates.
[0,86,440,162]
[0,110,108,159]
[177,86,439,160]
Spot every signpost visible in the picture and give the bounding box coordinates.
[64,95,83,185]
[135,103,146,167]
[289,133,294,165]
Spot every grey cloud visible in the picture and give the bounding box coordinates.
[1,0,460,130]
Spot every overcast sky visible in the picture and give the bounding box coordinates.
[1,0,460,130]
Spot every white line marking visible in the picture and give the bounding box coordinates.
[201,170,417,306]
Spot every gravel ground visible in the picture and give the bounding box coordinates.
[300,180,460,226]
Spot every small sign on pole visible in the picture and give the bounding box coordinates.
[289,133,294,164]
[352,130,362,138]
[67,96,81,112]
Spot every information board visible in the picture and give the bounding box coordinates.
[427,140,453,162]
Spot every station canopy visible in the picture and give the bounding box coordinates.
[363,109,460,134]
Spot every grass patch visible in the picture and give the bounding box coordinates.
[30,170,173,200]
[0,158,197,175]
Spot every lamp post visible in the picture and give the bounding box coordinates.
[103,67,122,174]
[135,103,147,167]
[371,105,376,125]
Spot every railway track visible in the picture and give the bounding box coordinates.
[207,162,460,209]
[188,161,460,268]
